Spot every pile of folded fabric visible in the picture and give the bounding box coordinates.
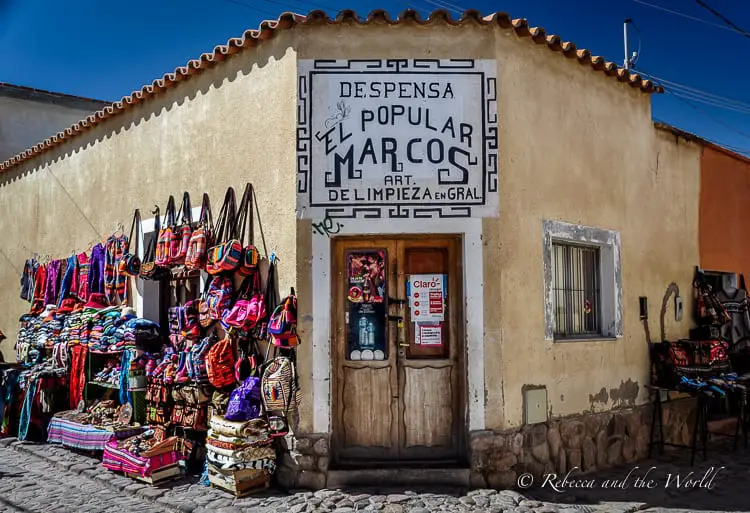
[205,415,276,496]
[103,428,183,484]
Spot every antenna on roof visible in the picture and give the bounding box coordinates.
[623,19,641,70]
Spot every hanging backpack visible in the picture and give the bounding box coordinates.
[222,271,265,331]
[206,274,234,321]
[155,196,177,267]
[185,193,213,271]
[187,335,213,383]
[206,188,242,275]
[206,335,236,388]
[181,300,201,340]
[225,375,263,421]
[269,291,299,348]
[261,349,300,414]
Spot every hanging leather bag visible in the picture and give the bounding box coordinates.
[234,183,262,276]
[185,193,213,271]
[169,192,194,266]
[119,209,142,277]
[155,196,176,267]
[140,206,170,281]
[206,187,242,275]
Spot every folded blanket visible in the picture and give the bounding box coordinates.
[206,450,276,471]
[206,432,271,450]
[208,470,269,494]
[206,443,275,461]
[209,415,268,438]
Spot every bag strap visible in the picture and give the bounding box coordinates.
[128,209,141,255]
[164,196,176,229]
[199,193,213,228]
[234,183,253,247]
[251,186,269,257]
[143,206,161,263]
[181,192,193,225]
[264,260,278,316]
[213,187,237,244]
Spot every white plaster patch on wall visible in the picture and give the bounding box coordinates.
[542,219,623,341]
[311,217,485,433]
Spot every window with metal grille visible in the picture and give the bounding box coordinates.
[551,242,601,338]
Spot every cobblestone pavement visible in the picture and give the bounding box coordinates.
[1,436,749,513]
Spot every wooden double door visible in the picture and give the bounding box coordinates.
[331,235,465,465]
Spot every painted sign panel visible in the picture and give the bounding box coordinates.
[346,250,387,361]
[297,59,499,219]
[417,324,443,346]
[408,274,446,322]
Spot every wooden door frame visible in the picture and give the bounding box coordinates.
[330,234,467,467]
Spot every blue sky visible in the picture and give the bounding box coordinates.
[1,0,748,155]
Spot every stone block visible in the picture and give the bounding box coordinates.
[556,448,566,475]
[299,455,316,470]
[510,433,524,455]
[317,456,329,472]
[607,440,623,466]
[560,421,584,449]
[622,435,636,463]
[297,470,326,490]
[313,438,329,456]
[531,442,548,463]
[296,437,314,454]
[582,437,596,472]
[470,471,487,489]
[596,431,607,468]
[494,454,517,471]
[547,427,561,460]
[566,449,581,471]
[487,471,517,490]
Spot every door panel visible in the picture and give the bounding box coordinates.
[332,236,464,465]
[402,365,453,448]
[342,365,394,449]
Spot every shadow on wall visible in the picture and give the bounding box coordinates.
[0,33,296,188]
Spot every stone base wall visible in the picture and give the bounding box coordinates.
[276,398,697,491]
[470,398,696,489]
[276,433,330,490]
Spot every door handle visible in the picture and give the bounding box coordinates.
[399,343,410,347]
[387,315,404,322]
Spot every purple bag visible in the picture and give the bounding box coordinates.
[224,376,262,421]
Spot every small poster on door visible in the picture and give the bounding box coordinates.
[408,274,446,322]
[346,250,388,361]
[417,323,443,346]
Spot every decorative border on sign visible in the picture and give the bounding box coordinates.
[296,59,499,220]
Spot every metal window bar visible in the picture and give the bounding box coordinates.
[552,242,601,338]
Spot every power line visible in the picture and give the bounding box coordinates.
[695,0,750,39]
[668,91,750,149]
[631,0,744,36]
[421,0,464,15]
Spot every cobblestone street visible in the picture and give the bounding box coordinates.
[1,437,749,513]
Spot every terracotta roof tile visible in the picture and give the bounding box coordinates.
[0,8,662,174]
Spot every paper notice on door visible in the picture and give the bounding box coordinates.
[409,274,446,322]
[418,324,443,346]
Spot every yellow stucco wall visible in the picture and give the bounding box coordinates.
[0,32,300,360]
[0,20,701,436]
[295,22,701,431]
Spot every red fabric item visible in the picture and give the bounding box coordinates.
[30,265,47,314]
[70,345,88,409]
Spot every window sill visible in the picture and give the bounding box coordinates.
[553,336,618,343]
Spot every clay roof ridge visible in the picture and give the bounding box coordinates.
[0,8,662,174]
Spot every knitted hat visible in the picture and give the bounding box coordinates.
[58,298,81,314]
[121,307,137,319]
[84,293,109,311]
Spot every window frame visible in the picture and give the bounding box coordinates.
[543,220,622,342]
[550,240,602,340]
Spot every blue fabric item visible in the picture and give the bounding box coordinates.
[0,370,20,427]
[57,255,77,307]
[120,350,132,405]
[199,459,210,487]
[18,378,38,441]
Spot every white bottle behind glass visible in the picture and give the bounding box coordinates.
[358,317,368,348]
[366,321,375,349]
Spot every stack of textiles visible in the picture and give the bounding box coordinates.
[205,415,276,496]
[103,428,183,484]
